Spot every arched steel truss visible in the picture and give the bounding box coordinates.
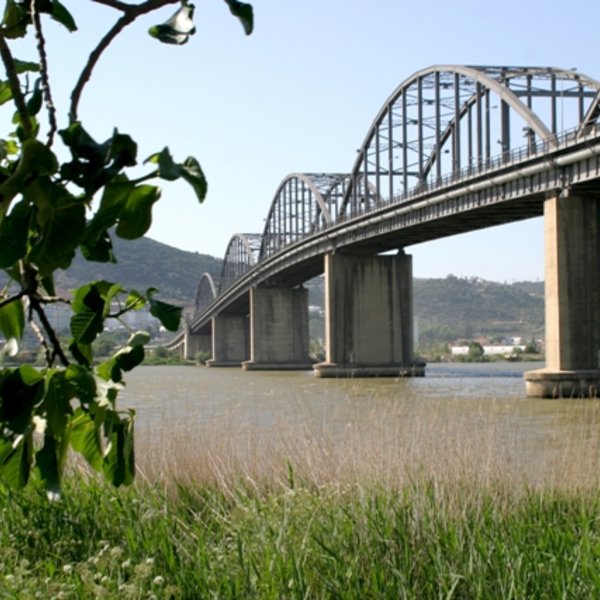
[259,173,352,258]
[219,233,262,292]
[200,66,600,300]
[340,65,600,217]
[195,272,217,313]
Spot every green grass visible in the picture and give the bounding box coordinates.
[2,476,600,599]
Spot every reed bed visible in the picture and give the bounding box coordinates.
[2,397,600,598]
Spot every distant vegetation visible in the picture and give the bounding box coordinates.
[54,236,222,304]
[51,237,545,349]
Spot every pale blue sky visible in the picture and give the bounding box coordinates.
[13,0,600,281]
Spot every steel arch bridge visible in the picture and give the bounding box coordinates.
[189,64,600,321]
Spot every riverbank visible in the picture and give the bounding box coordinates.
[2,474,600,598]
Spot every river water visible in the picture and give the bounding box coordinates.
[120,362,600,487]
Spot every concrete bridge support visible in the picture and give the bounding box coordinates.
[207,314,249,367]
[183,327,212,361]
[314,251,425,377]
[525,192,600,397]
[243,285,312,371]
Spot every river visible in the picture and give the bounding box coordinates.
[120,362,600,487]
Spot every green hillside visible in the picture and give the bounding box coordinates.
[55,236,222,304]
[52,237,545,345]
[414,276,544,346]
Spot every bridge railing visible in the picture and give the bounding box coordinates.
[336,123,600,223]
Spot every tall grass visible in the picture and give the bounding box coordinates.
[2,398,600,598]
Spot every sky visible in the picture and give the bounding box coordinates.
[10,0,600,282]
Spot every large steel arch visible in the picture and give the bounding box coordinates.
[339,65,600,219]
[259,173,351,258]
[195,272,217,313]
[219,233,262,293]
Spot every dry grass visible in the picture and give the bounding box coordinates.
[133,396,600,496]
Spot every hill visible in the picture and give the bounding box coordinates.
[413,276,544,347]
[55,236,222,304]
[53,237,545,345]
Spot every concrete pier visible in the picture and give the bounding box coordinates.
[314,251,425,378]
[242,285,312,371]
[525,192,600,397]
[183,328,212,360]
[207,314,249,367]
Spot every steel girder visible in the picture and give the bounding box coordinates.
[259,173,352,258]
[194,272,217,314]
[339,65,600,219]
[219,233,262,293]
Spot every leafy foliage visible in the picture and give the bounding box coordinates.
[0,0,253,496]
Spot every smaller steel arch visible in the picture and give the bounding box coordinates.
[195,272,217,313]
[219,233,262,293]
[259,173,351,258]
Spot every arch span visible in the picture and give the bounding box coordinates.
[195,272,217,313]
[219,233,262,293]
[339,65,600,218]
[259,173,351,258]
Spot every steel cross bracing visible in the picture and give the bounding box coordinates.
[190,65,600,327]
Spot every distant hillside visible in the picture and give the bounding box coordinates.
[414,276,544,345]
[52,238,545,344]
[55,236,222,304]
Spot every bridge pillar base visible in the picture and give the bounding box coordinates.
[313,361,425,378]
[206,360,242,368]
[242,361,312,371]
[524,368,600,398]
[248,285,311,369]
[321,252,420,377]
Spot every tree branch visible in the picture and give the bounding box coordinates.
[0,32,32,138]
[30,0,58,146]
[70,0,180,122]
[30,298,69,367]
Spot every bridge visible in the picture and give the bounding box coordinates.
[171,65,600,398]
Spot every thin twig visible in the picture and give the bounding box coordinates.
[30,0,58,146]
[91,0,132,10]
[0,292,26,309]
[70,0,180,122]
[29,314,53,366]
[0,32,32,138]
[30,298,70,367]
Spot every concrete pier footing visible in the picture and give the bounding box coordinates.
[314,251,423,378]
[242,284,312,371]
[524,193,600,398]
[206,314,249,368]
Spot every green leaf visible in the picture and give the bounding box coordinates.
[147,290,182,332]
[146,148,207,202]
[70,283,105,345]
[0,434,31,489]
[84,177,130,251]
[1,0,30,39]
[13,59,40,74]
[0,139,58,204]
[26,178,86,276]
[0,297,24,345]
[59,124,136,195]
[224,0,254,35]
[26,79,42,116]
[0,82,13,105]
[102,413,135,487]
[34,435,60,493]
[115,184,161,240]
[69,408,103,471]
[0,366,44,435]
[148,4,196,45]
[180,156,207,202]
[49,0,77,32]
[0,199,30,268]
